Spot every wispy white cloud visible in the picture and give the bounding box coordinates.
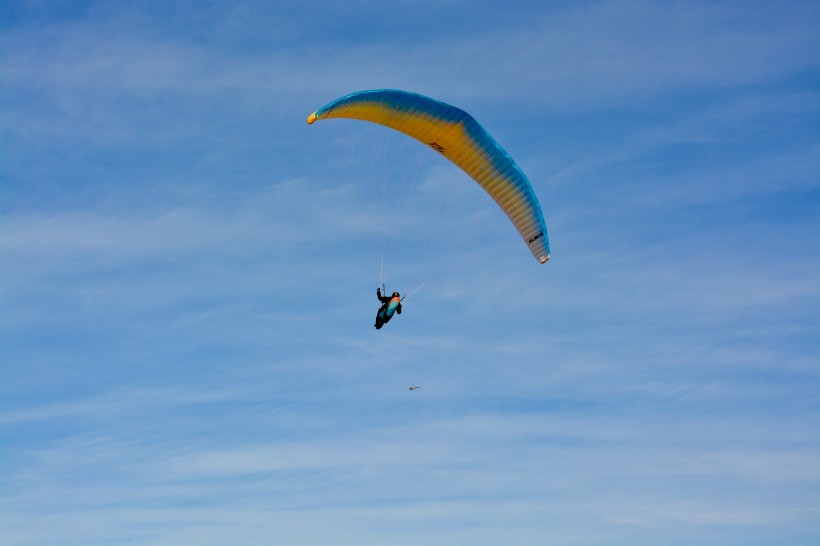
[5,400,819,544]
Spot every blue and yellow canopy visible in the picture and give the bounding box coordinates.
[307,89,550,264]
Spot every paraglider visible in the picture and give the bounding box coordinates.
[375,287,402,330]
[306,89,551,264]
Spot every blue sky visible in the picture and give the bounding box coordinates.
[1,1,818,545]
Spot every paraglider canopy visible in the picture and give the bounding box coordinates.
[307,89,550,264]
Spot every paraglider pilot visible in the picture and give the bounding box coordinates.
[375,288,402,330]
